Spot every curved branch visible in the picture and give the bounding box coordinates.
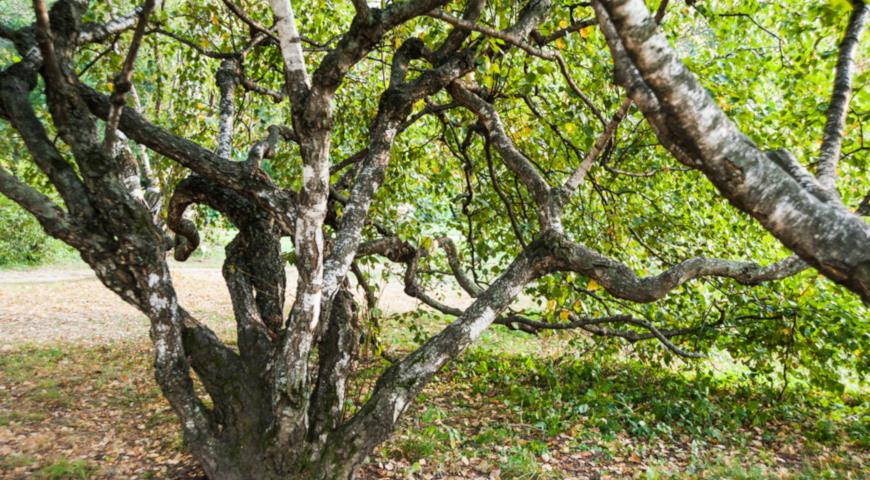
[595,0,870,302]
[496,313,703,358]
[449,83,558,228]
[77,84,298,232]
[547,231,808,303]
[103,0,156,153]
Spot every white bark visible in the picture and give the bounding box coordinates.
[270,0,309,90]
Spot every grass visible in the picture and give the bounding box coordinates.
[36,458,95,480]
[1,317,867,478]
[363,314,869,478]
[359,344,868,478]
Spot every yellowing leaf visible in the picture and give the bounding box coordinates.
[546,299,556,313]
[421,236,433,252]
[587,279,600,291]
[559,20,569,29]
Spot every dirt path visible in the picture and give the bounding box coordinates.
[0,261,470,349]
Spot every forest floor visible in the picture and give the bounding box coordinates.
[0,261,867,479]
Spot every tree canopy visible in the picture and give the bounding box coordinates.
[0,0,867,478]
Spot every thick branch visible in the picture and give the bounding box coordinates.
[0,166,83,245]
[816,1,868,193]
[77,84,298,232]
[270,0,309,100]
[215,59,240,159]
[596,0,870,302]
[547,231,808,303]
[320,242,550,474]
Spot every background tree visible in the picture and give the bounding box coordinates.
[0,0,867,478]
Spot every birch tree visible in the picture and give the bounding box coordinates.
[0,0,866,478]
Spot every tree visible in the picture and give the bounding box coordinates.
[0,0,866,478]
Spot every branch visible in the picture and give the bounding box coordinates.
[149,28,238,59]
[448,82,557,228]
[32,0,64,92]
[0,67,93,218]
[595,0,870,302]
[270,0,309,100]
[485,140,529,248]
[495,313,703,358]
[79,7,143,43]
[561,97,632,197]
[0,166,81,245]
[77,84,298,233]
[322,43,476,297]
[215,59,240,159]
[559,1,668,199]
[322,243,550,471]
[104,0,156,153]
[816,1,868,193]
[547,231,808,303]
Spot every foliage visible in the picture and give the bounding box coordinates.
[1,340,866,478]
[0,198,74,267]
[37,458,95,480]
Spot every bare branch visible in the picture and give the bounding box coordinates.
[547,231,809,303]
[496,313,703,358]
[79,7,143,43]
[561,97,632,197]
[449,82,558,228]
[816,1,868,193]
[103,0,156,154]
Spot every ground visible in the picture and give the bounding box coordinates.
[0,261,867,479]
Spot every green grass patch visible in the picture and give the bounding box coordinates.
[36,457,95,479]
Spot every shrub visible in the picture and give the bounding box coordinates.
[0,197,73,266]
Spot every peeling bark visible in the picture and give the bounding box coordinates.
[595,0,870,302]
